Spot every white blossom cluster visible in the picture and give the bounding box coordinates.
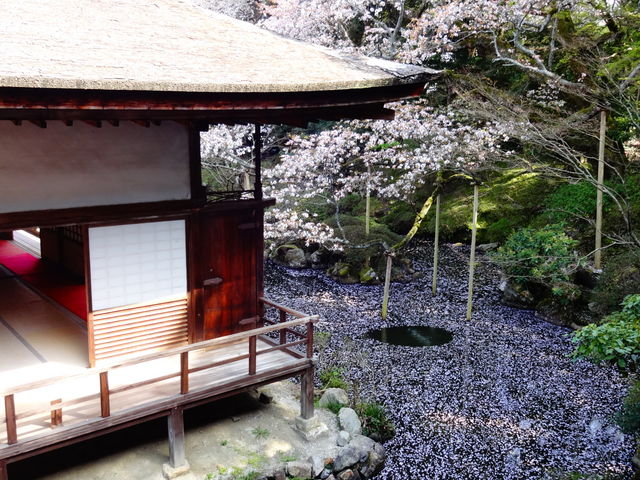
[526,83,567,109]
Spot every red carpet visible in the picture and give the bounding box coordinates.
[0,240,88,320]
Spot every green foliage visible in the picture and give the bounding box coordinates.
[591,249,640,315]
[542,181,600,225]
[319,367,348,390]
[250,427,270,440]
[572,294,640,369]
[355,402,395,442]
[324,400,343,415]
[220,439,228,446]
[493,224,579,286]
[614,381,640,435]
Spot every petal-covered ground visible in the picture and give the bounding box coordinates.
[264,242,634,480]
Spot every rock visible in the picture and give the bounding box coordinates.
[273,468,286,480]
[284,246,307,268]
[337,469,355,480]
[357,438,385,478]
[358,266,379,285]
[310,455,326,477]
[499,276,536,309]
[338,408,362,436]
[333,435,376,472]
[325,475,336,480]
[477,242,499,252]
[286,460,313,479]
[309,249,328,268]
[337,430,351,447]
[319,388,349,408]
[320,467,333,479]
[258,391,273,404]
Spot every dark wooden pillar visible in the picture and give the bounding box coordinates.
[0,231,12,240]
[0,460,8,480]
[253,124,262,201]
[168,407,186,468]
[300,366,315,420]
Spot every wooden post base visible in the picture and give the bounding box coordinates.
[300,365,314,420]
[0,460,8,480]
[167,407,186,469]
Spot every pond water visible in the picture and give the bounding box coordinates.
[366,325,453,347]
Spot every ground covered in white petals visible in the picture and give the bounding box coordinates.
[265,242,634,480]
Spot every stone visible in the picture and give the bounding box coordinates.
[499,276,536,309]
[337,469,355,480]
[338,408,362,436]
[283,246,307,268]
[477,242,499,252]
[161,461,194,480]
[337,430,351,447]
[273,468,287,480]
[294,415,329,440]
[310,455,326,477]
[319,388,349,408]
[358,439,385,478]
[287,460,313,479]
[320,467,333,479]
[258,391,273,404]
[325,476,336,480]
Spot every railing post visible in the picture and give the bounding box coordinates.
[99,371,110,418]
[4,394,17,445]
[180,352,189,395]
[249,335,257,375]
[51,398,62,427]
[0,459,8,480]
[279,310,287,345]
[306,321,314,358]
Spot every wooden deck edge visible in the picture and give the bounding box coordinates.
[0,359,313,463]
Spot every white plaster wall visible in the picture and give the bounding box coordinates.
[88,220,187,311]
[0,121,191,213]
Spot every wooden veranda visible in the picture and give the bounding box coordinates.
[0,299,317,479]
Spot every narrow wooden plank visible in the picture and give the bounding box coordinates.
[167,407,186,468]
[99,372,110,418]
[50,399,62,428]
[248,336,257,375]
[180,352,189,395]
[4,395,17,445]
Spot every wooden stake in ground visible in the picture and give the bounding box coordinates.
[381,251,394,320]
[466,184,479,321]
[365,163,371,237]
[594,110,606,270]
[432,193,441,295]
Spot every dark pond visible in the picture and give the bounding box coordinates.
[366,325,453,347]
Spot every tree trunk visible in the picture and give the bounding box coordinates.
[381,253,393,320]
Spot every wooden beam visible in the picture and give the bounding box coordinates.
[253,124,262,201]
[0,460,7,480]
[50,399,62,428]
[28,120,46,128]
[180,352,189,395]
[466,184,479,321]
[595,110,606,270]
[99,372,110,418]
[83,120,102,128]
[132,120,150,128]
[167,407,186,469]
[432,194,441,295]
[248,336,257,375]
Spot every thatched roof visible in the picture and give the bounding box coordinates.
[0,0,433,94]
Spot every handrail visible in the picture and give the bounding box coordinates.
[1,313,318,397]
[2,297,317,446]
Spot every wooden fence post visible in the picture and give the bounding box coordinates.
[50,398,62,427]
[432,193,441,295]
[300,366,314,420]
[595,109,606,270]
[180,352,189,395]
[99,372,110,418]
[249,336,257,375]
[466,184,479,321]
[279,310,287,345]
[381,253,393,320]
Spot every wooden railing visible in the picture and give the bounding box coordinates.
[1,300,318,447]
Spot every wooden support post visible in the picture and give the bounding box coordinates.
[432,194,441,295]
[4,394,17,445]
[99,371,110,418]
[300,366,314,420]
[279,310,287,345]
[248,336,257,375]
[306,321,314,358]
[180,352,189,395]
[254,124,263,201]
[466,184,479,321]
[365,164,371,237]
[0,460,7,480]
[50,398,62,427]
[381,253,393,320]
[167,407,186,469]
[595,110,606,270]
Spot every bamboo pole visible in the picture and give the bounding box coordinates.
[594,110,606,270]
[381,253,393,320]
[365,163,371,237]
[432,194,441,295]
[466,184,479,320]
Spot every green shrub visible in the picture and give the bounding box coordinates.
[591,249,640,315]
[615,381,640,435]
[542,181,601,225]
[493,224,579,287]
[572,294,640,369]
[355,402,395,442]
[319,367,348,390]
